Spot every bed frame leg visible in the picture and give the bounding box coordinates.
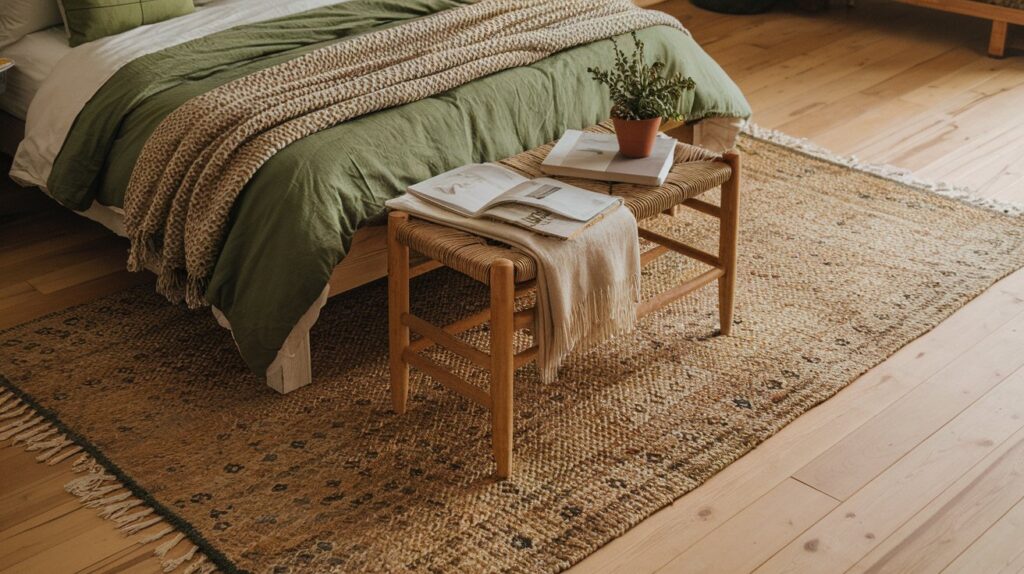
[266,329,313,394]
[989,20,1008,58]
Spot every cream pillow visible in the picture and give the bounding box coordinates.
[0,0,63,49]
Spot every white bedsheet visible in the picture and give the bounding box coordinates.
[9,0,351,190]
[0,27,69,120]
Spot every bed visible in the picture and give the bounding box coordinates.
[2,0,751,393]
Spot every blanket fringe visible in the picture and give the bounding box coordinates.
[0,391,219,573]
[543,273,642,382]
[742,122,1024,217]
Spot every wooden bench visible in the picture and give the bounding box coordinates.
[896,0,1022,57]
[386,128,740,477]
[800,0,1022,57]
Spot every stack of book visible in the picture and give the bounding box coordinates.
[403,130,676,240]
[540,130,677,186]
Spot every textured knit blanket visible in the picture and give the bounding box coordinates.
[386,193,641,383]
[122,0,682,307]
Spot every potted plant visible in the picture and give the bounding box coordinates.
[588,32,696,158]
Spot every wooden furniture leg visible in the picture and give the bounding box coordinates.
[490,259,516,478]
[990,20,1009,58]
[718,151,741,336]
[266,329,313,394]
[386,135,740,478]
[388,212,411,414]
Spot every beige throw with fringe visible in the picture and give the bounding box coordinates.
[387,193,641,382]
[122,0,682,307]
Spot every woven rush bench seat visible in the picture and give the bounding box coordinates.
[394,219,538,285]
[387,124,741,477]
[394,137,732,285]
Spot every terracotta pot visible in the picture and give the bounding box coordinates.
[612,116,662,158]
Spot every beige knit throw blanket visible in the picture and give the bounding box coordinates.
[123,0,682,306]
[387,193,641,383]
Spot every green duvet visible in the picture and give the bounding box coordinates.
[47,0,750,375]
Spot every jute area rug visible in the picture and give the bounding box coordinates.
[2,135,1023,574]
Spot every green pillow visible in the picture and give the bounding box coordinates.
[58,0,194,47]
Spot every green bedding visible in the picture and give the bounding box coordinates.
[47,0,750,375]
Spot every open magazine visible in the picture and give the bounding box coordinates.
[405,163,622,239]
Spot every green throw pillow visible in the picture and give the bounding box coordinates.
[58,0,194,47]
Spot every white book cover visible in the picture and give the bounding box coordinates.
[541,130,676,186]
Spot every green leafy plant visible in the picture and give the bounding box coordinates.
[588,32,696,121]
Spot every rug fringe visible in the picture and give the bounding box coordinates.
[0,393,218,573]
[742,122,1024,217]
[156,533,187,558]
[0,402,28,419]
[0,415,43,440]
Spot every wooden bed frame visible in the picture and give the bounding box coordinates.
[2,111,695,394]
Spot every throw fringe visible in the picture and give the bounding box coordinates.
[0,392,219,573]
[742,122,1024,217]
[545,273,642,382]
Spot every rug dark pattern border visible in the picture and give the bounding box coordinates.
[0,374,244,574]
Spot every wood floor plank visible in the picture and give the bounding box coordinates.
[78,543,165,574]
[0,226,111,269]
[853,69,1024,169]
[0,236,127,292]
[570,269,1024,574]
[26,249,130,295]
[0,507,121,569]
[793,307,1024,500]
[768,34,960,134]
[942,496,1024,574]
[0,520,140,574]
[655,478,839,574]
[0,447,74,503]
[3,1,1024,572]
[754,366,1024,574]
[0,498,82,545]
[0,468,79,533]
[0,271,150,331]
[846,428,1024,574]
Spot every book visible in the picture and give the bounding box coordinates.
[540,130,677,186]
[404,163,622,240]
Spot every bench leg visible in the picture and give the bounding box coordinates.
[388,212,411,415]
[718,151,741,336]
[989,21,1008,58]
[490,259,515,478]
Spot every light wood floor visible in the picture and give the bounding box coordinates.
[3,1,1024,572]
